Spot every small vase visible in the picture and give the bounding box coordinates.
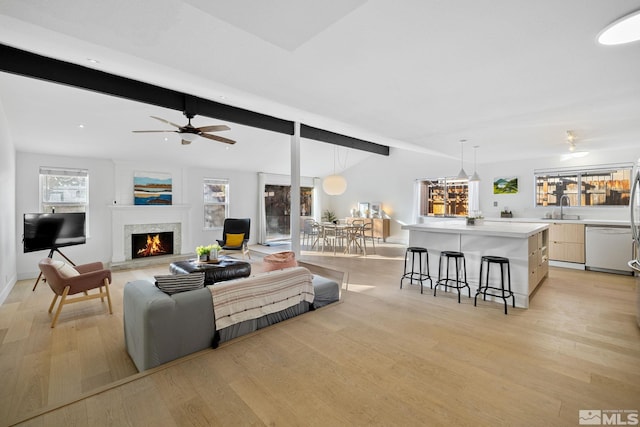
[210,249,219,261]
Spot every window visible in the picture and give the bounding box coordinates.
[203,178,229,229]
[419,178,469,217]
[40,167,89,213]
[535,165,632,207]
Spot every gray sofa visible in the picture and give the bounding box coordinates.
[123,264,342,371]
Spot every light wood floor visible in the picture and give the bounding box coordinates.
[1,244,639,426]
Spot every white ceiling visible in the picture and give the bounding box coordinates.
[1,0,639,176]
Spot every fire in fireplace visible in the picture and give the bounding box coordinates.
[132,232,174,259]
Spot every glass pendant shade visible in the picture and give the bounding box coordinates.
[322,174,347,195]
[181,132,199,143]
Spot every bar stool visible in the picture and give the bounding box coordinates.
[400,247,432,294]
[474,255,515,315]
[434,251,470,303]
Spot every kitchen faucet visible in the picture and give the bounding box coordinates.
[559,194,570,219]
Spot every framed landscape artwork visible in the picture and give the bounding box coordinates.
[493,177,518,194]
[134,171,173,205]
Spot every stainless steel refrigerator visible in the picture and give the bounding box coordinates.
[629,157,640,328]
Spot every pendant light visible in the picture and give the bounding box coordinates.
[456,139,469,180]
[469,145,480,182]
[322,147,347,195]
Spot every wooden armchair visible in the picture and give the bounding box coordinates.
[38,258,113,328]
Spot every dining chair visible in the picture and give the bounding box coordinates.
[362,220,377,254]
[321,223,345,255]
[302,218,320,249]
[347,219,366,254]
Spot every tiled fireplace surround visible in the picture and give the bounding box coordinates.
[109,205,191,265]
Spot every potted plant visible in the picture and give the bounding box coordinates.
[322,209,338,223]
[196,244,222,262]
[196,245,210,262]
[207,243,221,261]
[466,211,484,226]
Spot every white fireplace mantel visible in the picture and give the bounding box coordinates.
[109,204,191,263]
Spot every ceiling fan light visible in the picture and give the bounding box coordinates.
[181,132,199,143]
[322,174,347,195]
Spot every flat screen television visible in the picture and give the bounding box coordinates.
[23,212,86,253]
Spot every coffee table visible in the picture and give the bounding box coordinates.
[169,256,251,286]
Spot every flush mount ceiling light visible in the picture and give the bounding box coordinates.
[456,139,469,180]
[598,9,640,45]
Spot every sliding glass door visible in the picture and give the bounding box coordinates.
[264,185,314,242]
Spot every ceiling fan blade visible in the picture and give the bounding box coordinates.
[198,124,231,133]
[201,133,236,145]
[132,130,176,133]
[150,116,182,128]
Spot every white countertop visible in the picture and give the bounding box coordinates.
[486,217,631,227]
[402,220,548,238]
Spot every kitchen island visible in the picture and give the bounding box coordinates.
[401,220,549,308]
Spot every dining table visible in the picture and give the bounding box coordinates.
[318,222,365,255]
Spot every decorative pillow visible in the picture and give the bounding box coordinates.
[225,233,245,247]
[263,251,298,272]
[51,260,80,278]
[155,272,205,295]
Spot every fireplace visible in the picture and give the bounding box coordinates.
[131,231,174,259]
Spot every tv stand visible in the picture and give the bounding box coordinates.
[32,248,76,291]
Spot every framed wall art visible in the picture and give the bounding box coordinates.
[134,171,173,205]
[493,177,518,194]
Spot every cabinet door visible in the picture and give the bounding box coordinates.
[549,223,585,262]
[549,241,585,263]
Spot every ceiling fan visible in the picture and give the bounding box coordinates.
[133,113,236,145]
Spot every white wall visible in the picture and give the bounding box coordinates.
[0,101,17,304]
[16,153,116,280]
[14,154,262,280]
[326,148,459,243]
[478,146,638,221]
[184,166,260,249]
[329,146,639,244]
[10,140,639,281]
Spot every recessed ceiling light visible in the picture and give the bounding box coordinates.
[598,9,640,45]
[78,124,85,129]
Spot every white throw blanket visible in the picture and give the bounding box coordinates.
[208,266,315,331]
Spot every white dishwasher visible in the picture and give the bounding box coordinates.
[585,225,634,275]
